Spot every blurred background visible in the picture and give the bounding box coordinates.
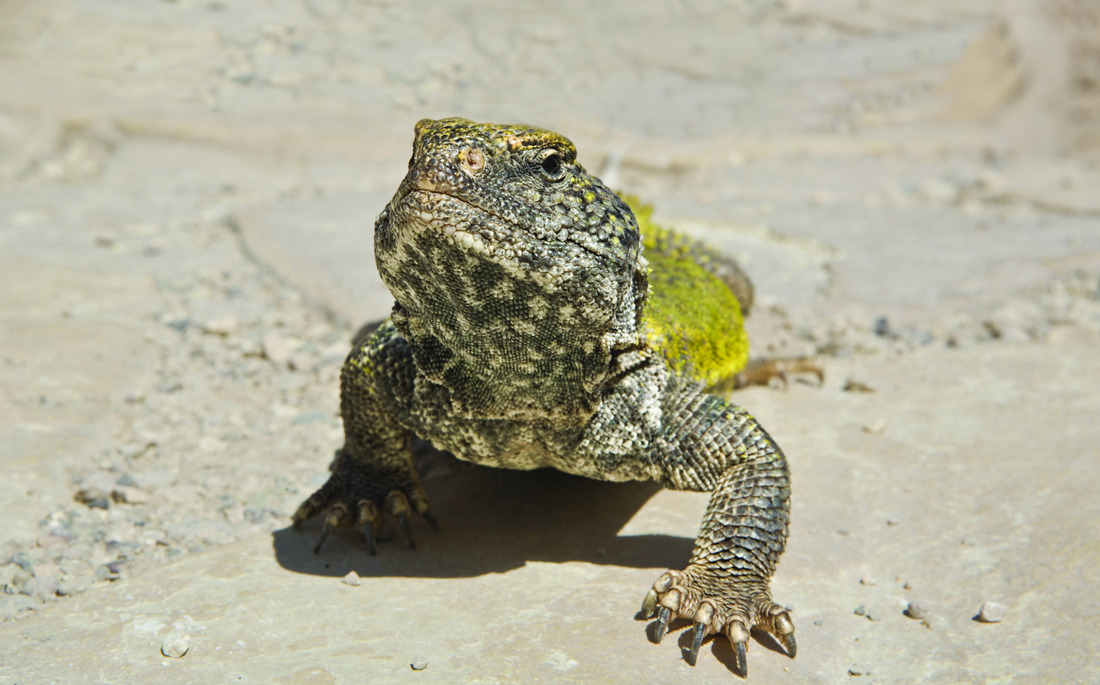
[2,1,1099,681]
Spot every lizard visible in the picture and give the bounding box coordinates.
[293,117,806,675]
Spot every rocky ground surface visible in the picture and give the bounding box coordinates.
[2,1,1099,683]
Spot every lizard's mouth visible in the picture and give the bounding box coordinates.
[387,187,620,267]
[389,188,496,252]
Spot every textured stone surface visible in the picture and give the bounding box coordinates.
[4,342,1098,683]
[3,0,1100,682]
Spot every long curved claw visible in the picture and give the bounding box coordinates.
[314,521,334,555]
[357,500,380,556]
[773,609,797,658]
[422,509,440,531]
[726,622,749,678]
[688,622,707,666]
[386,492,417,549]
[361,522,377,556]
[782,632,797,659]
[654,606,672,643]
[687,603,714,666]
[313,505,350,554]
[397,512,417,549]
[734,641,747,678]
[640,589,659,619]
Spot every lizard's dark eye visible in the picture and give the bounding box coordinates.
[539,150,564,180]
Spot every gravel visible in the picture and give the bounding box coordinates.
[0,212,351,620]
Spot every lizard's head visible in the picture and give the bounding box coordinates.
[374,117,648,421]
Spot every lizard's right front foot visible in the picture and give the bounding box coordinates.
[292,450,438,555]
[639,566,796,676]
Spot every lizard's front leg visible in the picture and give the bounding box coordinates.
[293,325,437,554]
[642,386,795,675]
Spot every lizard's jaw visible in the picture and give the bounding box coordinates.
[379,187,570,289]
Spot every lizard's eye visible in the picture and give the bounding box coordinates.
[460,147,485,175]
[539,149,564,181]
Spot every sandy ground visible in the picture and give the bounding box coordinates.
[1,1,1099,683]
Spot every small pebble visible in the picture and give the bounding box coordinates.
[860,574,877,586]
[411,659,428,671]
[161,630,191,658]
[905,601,930,619]
[23,575,60,601]
[853,605,866,616]
[977,601,1006,623]
[862,419,887,435]
[203,316,239,336]
[848,663,868,676]
[341,571,361,587]
[843,379,875,393]
[37,534,68,548]
[112,486,149,505]
[263,334,293,365]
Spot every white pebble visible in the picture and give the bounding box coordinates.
[860,574,877,586]
[977,601,1006,623]
[341,571,361,587]
[411,659,428,671]
[161,630,191,658]
[862,419,887,435]
[263,334,293,365]
[203,316,238,336]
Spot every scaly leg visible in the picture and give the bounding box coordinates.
[642,386,795,674]
[293,325,438,554]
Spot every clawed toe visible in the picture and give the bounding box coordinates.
[653,606,672,643]
[639,588,659,619]
[771,608,797,658]
[296,479,439,555]
[642,567,796,672]
[725,622,750,677]
[781,632,797,659]
[314,504,352,554]
[731,640,747,677]
[686,603,714,666]
[687,621,707,666]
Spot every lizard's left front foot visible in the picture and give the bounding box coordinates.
[733,357,823,390]
[639,566,795,675]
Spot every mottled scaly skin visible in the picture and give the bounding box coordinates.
[293,118,796,674]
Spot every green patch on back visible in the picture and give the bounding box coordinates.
[627,196,749,389]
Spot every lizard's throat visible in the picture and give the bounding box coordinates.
[391,299,608,423]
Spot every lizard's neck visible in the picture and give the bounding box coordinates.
[391,294,610,424]
[379,219,647,423]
